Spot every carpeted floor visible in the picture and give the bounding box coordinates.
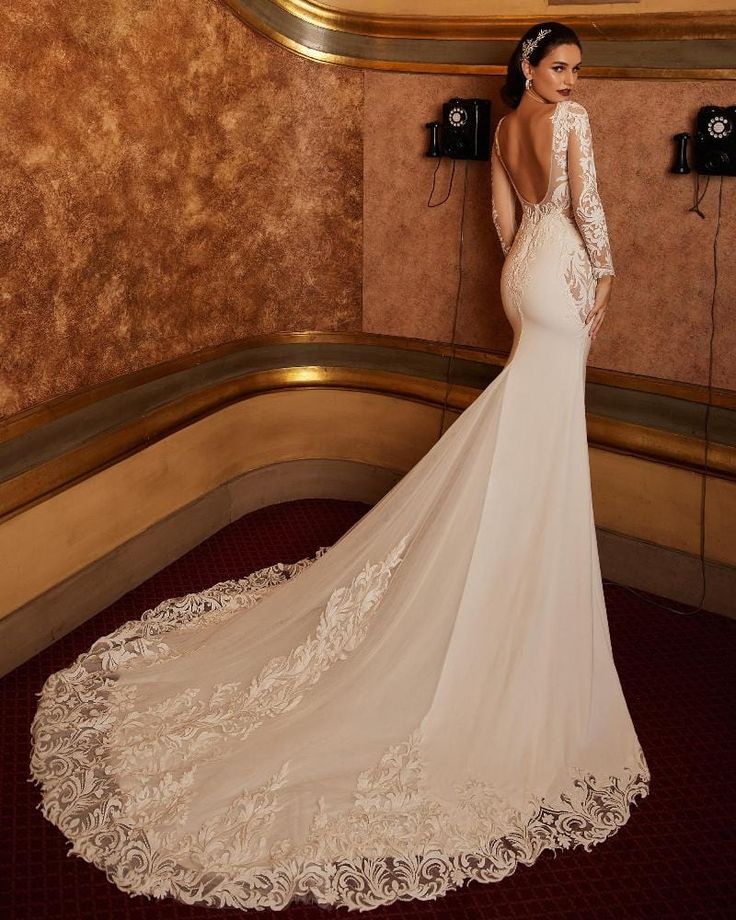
[1,498,732,919]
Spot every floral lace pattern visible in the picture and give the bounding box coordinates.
[490,173,515,257]
[105,535,410,778]
[563,243,599,326]
[301,728,648,888]
[565,102,615,280]
[491,100,615,283]
[78,547,333,677]
[505,213,563,323]
[31,531,650,913]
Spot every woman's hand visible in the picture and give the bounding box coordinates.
[585,275,613,341]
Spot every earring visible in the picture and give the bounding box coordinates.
[525,77,532,90]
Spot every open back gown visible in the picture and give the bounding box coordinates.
[31,99,650,912]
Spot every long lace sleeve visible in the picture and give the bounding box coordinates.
[567,102,615,279]
[491,135,518,258]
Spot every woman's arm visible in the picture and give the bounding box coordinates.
[491,133,518,258]
[566,102,616,280]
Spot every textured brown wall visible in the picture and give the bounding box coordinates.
[1,3,734,420]
[363,72,736,391]
[0,0,362,417]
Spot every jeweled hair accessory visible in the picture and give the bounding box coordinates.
[521,27,551,63]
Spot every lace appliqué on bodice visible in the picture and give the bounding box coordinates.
[491,101,615,281]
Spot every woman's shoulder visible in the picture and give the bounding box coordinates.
[561,99,589,120]
[497,100,588,135]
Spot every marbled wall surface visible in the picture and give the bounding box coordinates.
[0,0,363,416]
[363,72,736,391]
[1,2,734,419]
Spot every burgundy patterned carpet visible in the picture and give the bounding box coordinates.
[1,498,732,919]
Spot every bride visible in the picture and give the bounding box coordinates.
[30,21,649,913]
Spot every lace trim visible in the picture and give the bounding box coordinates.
[506,215,561,322]
[563,244,599,326]
[494,101,615,294]
[77,547,333,677]
[492,104,565,256]
[105,536,410,777]
[144,728,649,910]
[490,137,517,258]
[565,102,615,279]
[31,536,649,912]
[491,191,512,258]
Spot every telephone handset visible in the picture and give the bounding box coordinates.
[671,105,736,176]
[425,98,491,161]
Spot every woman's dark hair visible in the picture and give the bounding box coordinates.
[500,21,581,110]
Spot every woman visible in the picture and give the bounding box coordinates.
[30,21,649,913]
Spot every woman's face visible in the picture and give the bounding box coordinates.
[523,43,582,102]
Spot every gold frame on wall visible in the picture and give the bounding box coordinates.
[222,1,736,77]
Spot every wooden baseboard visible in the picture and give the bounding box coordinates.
[0,459,399,679]
[597,527,736,620]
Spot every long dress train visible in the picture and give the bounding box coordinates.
[30,99,649,912]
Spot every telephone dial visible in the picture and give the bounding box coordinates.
[672,105,736,176]
[425,98,491,160]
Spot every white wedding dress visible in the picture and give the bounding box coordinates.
[31,99,649,913]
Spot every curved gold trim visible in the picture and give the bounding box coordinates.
[0,368,472,522]
[0,332,503,444]
[587,415,732,481]
[221,1,736,77]
[2,330,733,445]
[279,4,736,41]
[1,337,734,524]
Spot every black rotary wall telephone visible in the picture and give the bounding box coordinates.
[424,97,732,619]
[422,99,491,441]
[425,98,491,161]
[671,105,736,175]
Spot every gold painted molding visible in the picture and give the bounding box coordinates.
[0,368,471,522]
[587,414,733,481]
[1,331,734,524]
[222,1,736,77]
[278,3,736,41]
[3,330,734,444]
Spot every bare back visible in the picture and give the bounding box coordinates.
[495,106,556,206]
[491,99,616,280]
